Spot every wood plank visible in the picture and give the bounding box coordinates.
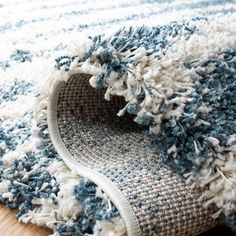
[0,205,51,236]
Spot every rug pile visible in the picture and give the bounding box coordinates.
[0,1,236,235]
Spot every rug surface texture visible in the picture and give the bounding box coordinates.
[0,1,236,236]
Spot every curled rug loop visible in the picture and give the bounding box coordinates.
[46,12,236,235]
[47,74,217,235]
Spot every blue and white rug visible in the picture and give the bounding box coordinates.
[0,1,236,235]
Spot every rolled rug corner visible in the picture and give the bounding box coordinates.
[44,13,236,236]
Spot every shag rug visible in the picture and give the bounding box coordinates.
[0,1,236,235]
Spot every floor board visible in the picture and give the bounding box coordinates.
[0,205,50,236]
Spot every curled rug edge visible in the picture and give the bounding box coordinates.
[35,13,236,236]
[46,73,218,236]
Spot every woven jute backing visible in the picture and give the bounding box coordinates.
[48,73,218,236]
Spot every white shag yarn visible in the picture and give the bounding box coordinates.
[19,160,84,226]
[93,217,127,236]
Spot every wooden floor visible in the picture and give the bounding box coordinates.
[0,205,50,236]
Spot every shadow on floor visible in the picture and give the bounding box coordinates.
[200,226,236,236]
